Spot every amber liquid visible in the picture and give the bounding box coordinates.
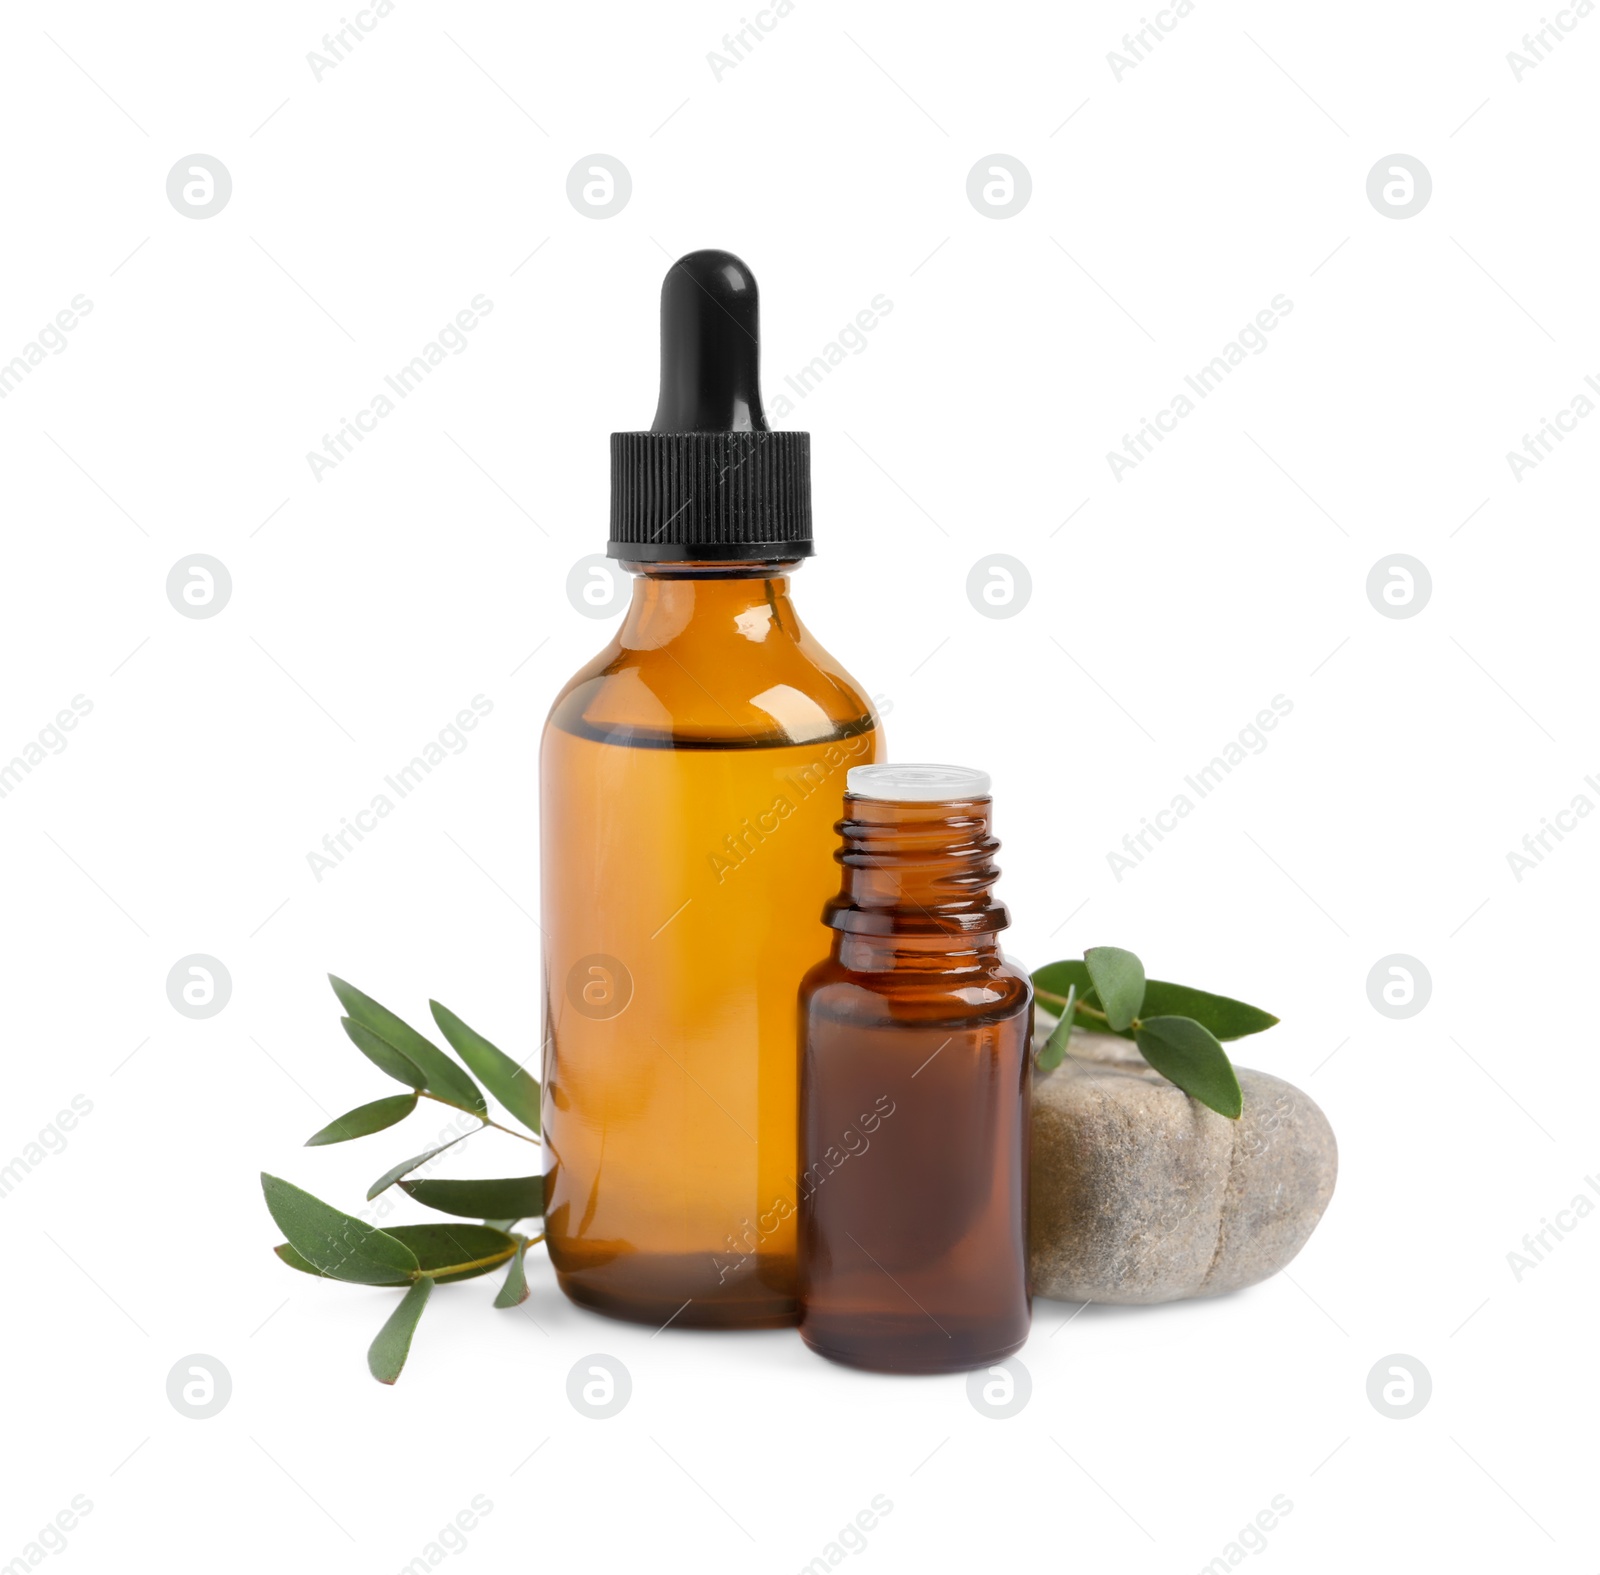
[540,566,880,1327]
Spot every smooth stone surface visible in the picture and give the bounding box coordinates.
[1030,1031,1336,1304]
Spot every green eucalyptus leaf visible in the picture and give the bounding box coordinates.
[329,976,486,1113]
[429,1001,541,1134]
[1036,984,1076,1073]
[305,1093,418,1147]
[382,1224,519,1283]
[261,1173,419,1285]
[274,1241,338,1279]
[368,1276,433,1385]
[341,1017,425,1089]
[398,1175,544,1220]
[494,1243,531,1308]
[1084,947,1146,1032]
[1127,980,1277,1041]
[1133,1015,1243,1119]
[366,1132,473,1201]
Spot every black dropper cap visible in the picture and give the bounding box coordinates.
[609,249,812,562]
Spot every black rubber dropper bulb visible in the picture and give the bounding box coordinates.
[610,249,811,561]
[652,249,769,434]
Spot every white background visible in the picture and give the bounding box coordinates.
[2,1,1595,1570]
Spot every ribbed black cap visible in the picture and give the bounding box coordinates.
[609,250,812,562]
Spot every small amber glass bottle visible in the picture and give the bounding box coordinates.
[797,764,1032,1373]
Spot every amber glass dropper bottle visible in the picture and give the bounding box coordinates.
[540,250,883,1328]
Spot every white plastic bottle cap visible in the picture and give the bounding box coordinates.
[846,763,992,802]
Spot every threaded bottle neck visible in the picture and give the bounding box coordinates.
[821,796,1009,938]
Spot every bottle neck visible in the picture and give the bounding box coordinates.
[823,796,1010,964]
[614,559,802,650]
[835,930,1004,973]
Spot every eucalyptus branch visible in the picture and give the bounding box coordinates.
[261,977,548,1383]
[1031,946,1279,1122]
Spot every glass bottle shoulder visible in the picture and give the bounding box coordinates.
[545,576,876,750]
[800,951,1033,1031]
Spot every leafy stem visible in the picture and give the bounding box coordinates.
[409,1230,542,1281]
[1032,947,1278,1122]
[416,1241,522,1280]
[418,1089,541,1147]
[1067,996,1110,1024]
[1036,988,1112,1028]
[263,979,548,1382]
